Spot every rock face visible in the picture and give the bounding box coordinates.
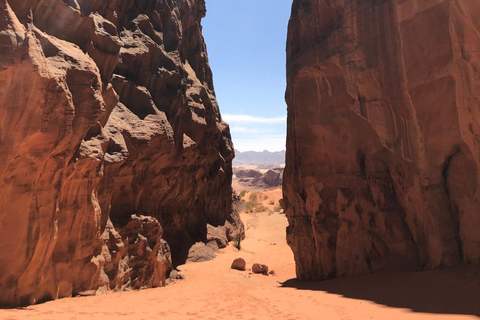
[284,0,480,281]
[0,0,241,306]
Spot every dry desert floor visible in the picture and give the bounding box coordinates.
[1,188,479,320]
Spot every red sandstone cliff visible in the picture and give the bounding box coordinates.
[284,0,480,280]
[0,0,241,306]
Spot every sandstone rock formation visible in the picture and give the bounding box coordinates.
[234,167,284,188]
[284,0,480,281]
[262,168,283,187]
[0,0,241,306]
[235,168,264,179]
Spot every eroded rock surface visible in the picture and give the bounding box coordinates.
[284,0,480,280]
[0,0,241,306]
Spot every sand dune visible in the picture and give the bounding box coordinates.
[1,188,479,320]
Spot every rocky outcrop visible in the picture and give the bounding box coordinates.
[284,0,480,281]
[0,0,241,306]
[235,169,263,179]
[234,167,284,188]
[262,168,283,187]
[101,215,172,291]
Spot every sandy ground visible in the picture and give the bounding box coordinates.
[1,188,479,320]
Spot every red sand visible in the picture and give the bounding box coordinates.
[1,188,479,320]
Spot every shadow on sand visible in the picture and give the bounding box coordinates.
[281,265,480,317]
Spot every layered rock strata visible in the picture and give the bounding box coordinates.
[0,0,240,306]
[284,0,480,280]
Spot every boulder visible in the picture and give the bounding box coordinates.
[206,224,228,249]
[231,258,247,271]
[252,263,269,275]
[225,211,246,242]
[187,242,216,263]
[101,215,172,291]
[206,240,220,252]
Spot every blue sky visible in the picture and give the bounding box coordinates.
[202,0,292,152]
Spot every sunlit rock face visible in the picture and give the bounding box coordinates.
[0,0,240,306]
[284,0,480,281]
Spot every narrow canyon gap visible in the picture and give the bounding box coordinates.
[0,0,243,306]
[283,0,480,280]
[3,0,480,309]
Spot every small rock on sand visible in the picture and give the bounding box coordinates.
[252,263,269,275]
[231,257,247,271]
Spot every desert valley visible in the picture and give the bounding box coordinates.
[1,0,480,319]
[0,172,479,319]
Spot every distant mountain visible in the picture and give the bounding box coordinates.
[234,149,285,167]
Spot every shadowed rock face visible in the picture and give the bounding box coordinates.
[0,0,241,306]
[284,0,480,281]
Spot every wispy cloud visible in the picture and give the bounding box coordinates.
[222,113,286,152]
[223,114,286,124]
[231,126,262,134]
[233,134,286,152]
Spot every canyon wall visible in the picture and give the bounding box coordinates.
[284,0,480,280]
[0,0,240,306]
